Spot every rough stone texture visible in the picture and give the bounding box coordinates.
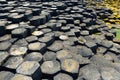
[3,56,23,69]
[47,41,63,52]
[0,0,119,80]
[9,45,27,56]
[24,52,43,62]
[0,71,14,80]
[61,59,79,74]
[54,73,73,80]
[41,60,60,74]
[79,64,101,80]
[17,61,41,80]
[0,41,11,51]
[11,74,33,80]
[0,51,9,65]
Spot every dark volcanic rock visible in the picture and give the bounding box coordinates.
[17,61,41,80]
[41,60,60,75]
[0,41,11,51]
[54,73,73,80]
[61,59,79,74]
[0,71,14,80]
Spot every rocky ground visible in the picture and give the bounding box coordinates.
[0,0,120,80]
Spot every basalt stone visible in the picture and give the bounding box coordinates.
[99,40,113,49]
[8,38,18,43]
[0,51,9,65]
[77,36,86,45]
[74,20,80,26]
[24,10,33,21]
[78,46,94,57]
[28,42,46,53]
[56,50,72,61]
[80,30,89,36]
[46,23,56,31]
[38,25,47,30]
[90,54,114,68]
[0,41,11,51]
[25,36,38,43]
[63,40,74,48]
[24,52,42,63]
[3,56,23,69]
[41,28,52,34]
[32,30,44,37]
[39,15,47,25]
[0,35,11,42]
[58,20,67,26]
[54,31,64,39]
[80,23,86,29]
[10,14,24,23]
[39,36,54,46]
[61,26,70,32]
[79,64,101,80]
[65,17,74,24]
[0,23,6,36]
[17,61,41,80]
[61,59,79,74]
[0,71,14,80]
[32,8,41,16]
[30,16,41,26]
[41,60,60,75]
[11,74,33,80]
[104,52,117,62]
[85,41,97,53]
[54,73,73,80]
[100,67,120,80]
[25,25,36,35]
[59,35,69,41]
[47,41,63,52]
[73,54,90,65]
[109,46,120,54]
[43,51,56,61]
[5,24,19,33]
[56,23,62,31]
[96,47,107,54]
[44,32,55,37]
[41,11,51,21]
[105,32,115,40]
[71,29,80,37]
[65,31,75,37]
[14,38,28,47]
[11,28,28,38]
[9,45,27,56]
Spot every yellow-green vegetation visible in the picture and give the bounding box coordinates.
[89,0,120,39]
[103,0,120,25]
